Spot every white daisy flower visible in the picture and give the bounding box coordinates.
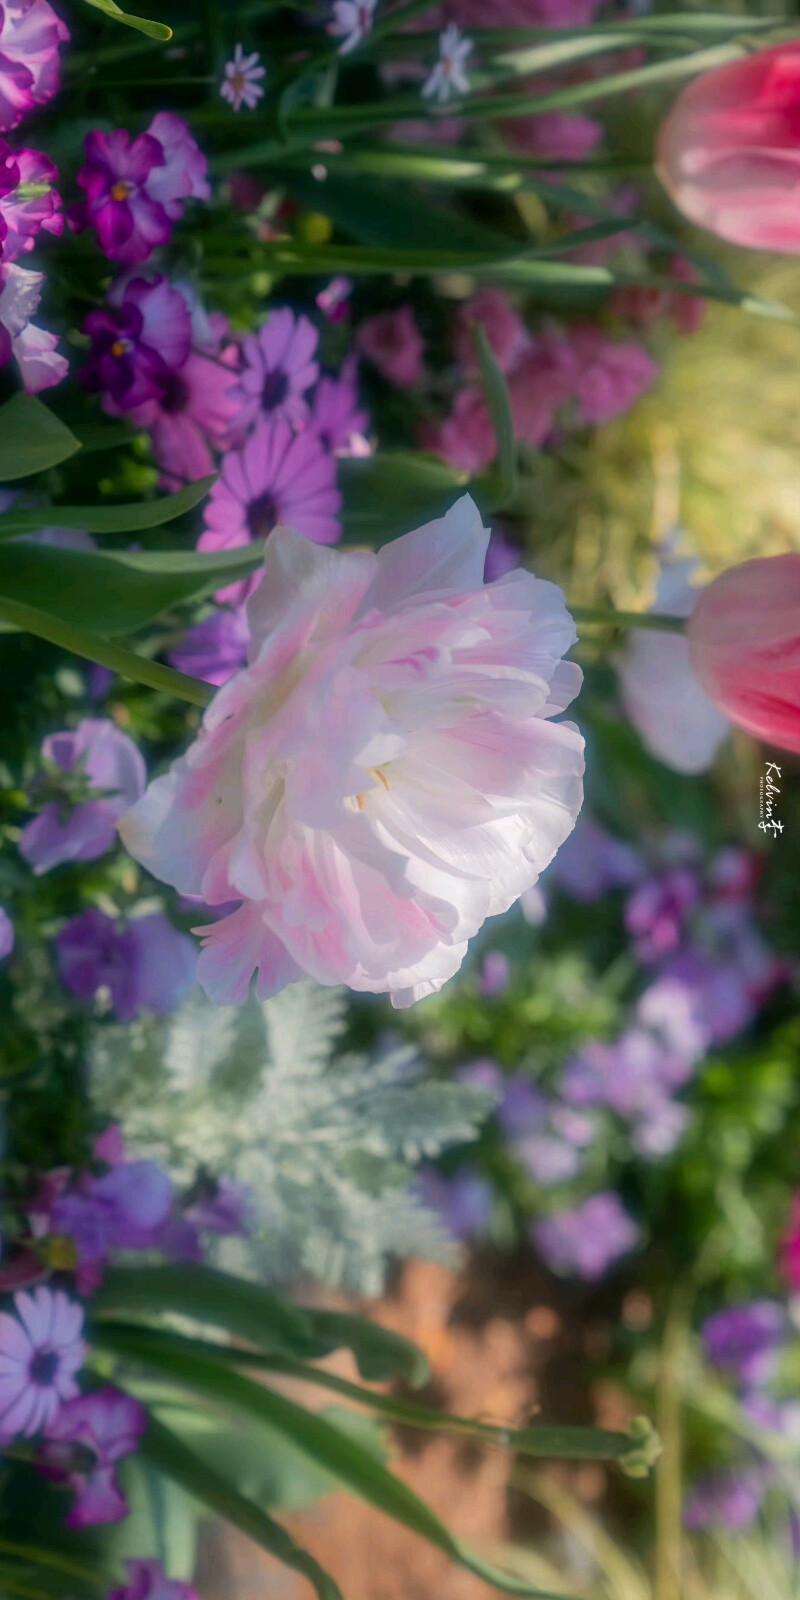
[422,24,473,105]
[221,44,266,113]
[328,0,378,56]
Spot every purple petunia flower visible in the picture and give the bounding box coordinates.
[0,0,69,133]
[76,113,209,265]
[56,908,197,1021]
[702,1300,785,1390]
[0,141,62,263]
[0,260,68,391]
[51,1160,175,1272]
[39,1385,147,1528]
[19,718,146,875]
[0,905,12,960]
[532,1192,640,1280]
[0,1288,84,1442]
[167,605,250,687]
[82,275,192,410]
[108,1560,202,1600]
[229,307,319,431]
[562,1029,694,1122]
[198,417,342,603]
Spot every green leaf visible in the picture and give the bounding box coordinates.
[0,595,213,705]
[97,1326,574,1599]
[340,453,466,544]
[0,395,81,481]
[472,324,517,512]
[142,1417,344,1600]
[78,0,173,40]
[297,1308,430,1386]
[268,166,516,254]
[92,1264,320,1357]
[0,475,215,539]
[0,541,262,634]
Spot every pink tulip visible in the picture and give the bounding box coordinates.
[657,43,800,253]
[118,497,585,1009]
[686,553,800,754]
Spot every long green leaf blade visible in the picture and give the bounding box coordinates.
[0,595,213,705]
[142,1417,344,1600]
[473,324,517,512]
[0,395,81,481]
[0,476,215,539]
[96,1325,575,1599]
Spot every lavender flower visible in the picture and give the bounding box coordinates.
[533,1192,640,1280]
[625,866,700,962]
[56,908,197,1021]
[0,1288,84,1441]
[328,0,377,55]
[702,1300,785,1389]
[19,719,146,875]
[418,1169,494,1242]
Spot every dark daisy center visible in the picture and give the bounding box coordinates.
[159,373,189,415]
[246,492,279,540]
[29,1349,60,1387]
[261,369,289,411]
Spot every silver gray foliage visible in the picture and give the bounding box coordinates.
[88,982,494,1295]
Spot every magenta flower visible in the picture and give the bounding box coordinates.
[0,0,69,133]
[40,1386,148,1528]
[533,1193,640,1280]
[167,605,250,687]
[119,499,584,1010]
[567,324,659,426]
[82,275,192,411]
[198,417,342,602]
[454,288,529,377]
[0,905,12,960]
[109,1560,201,1600]
[229,307,319,431]
[56,908,197,1021]
[356,305,425,388]
[421,387,496,474]
[0,260,68,391]
[0,142,62,263]
[76,113,209,265]
[19,719,146,875]
[309,357,369,455]
[0,1288,84,1442]
[128,347,239,487]
[625,867,701,963]
[220,44,265,112]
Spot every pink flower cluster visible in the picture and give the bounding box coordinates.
[420,288,660,473]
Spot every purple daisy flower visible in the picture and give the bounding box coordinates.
[229,306,319,430]
[81,275,192,411]
[308,356,369,457]
[0,1288,85,1442]
[19,718,146,875]
[198,417,341,603]
[128,347,239,489]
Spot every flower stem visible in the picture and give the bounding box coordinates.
[0,597,214,707]
[571,605,686,635]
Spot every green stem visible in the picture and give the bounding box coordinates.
[571,606,686,635]
[0,597,214,707]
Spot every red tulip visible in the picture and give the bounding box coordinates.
[657,42,800,253]
[686,553,800,755]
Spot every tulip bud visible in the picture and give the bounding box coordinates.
[686,553,800,754]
